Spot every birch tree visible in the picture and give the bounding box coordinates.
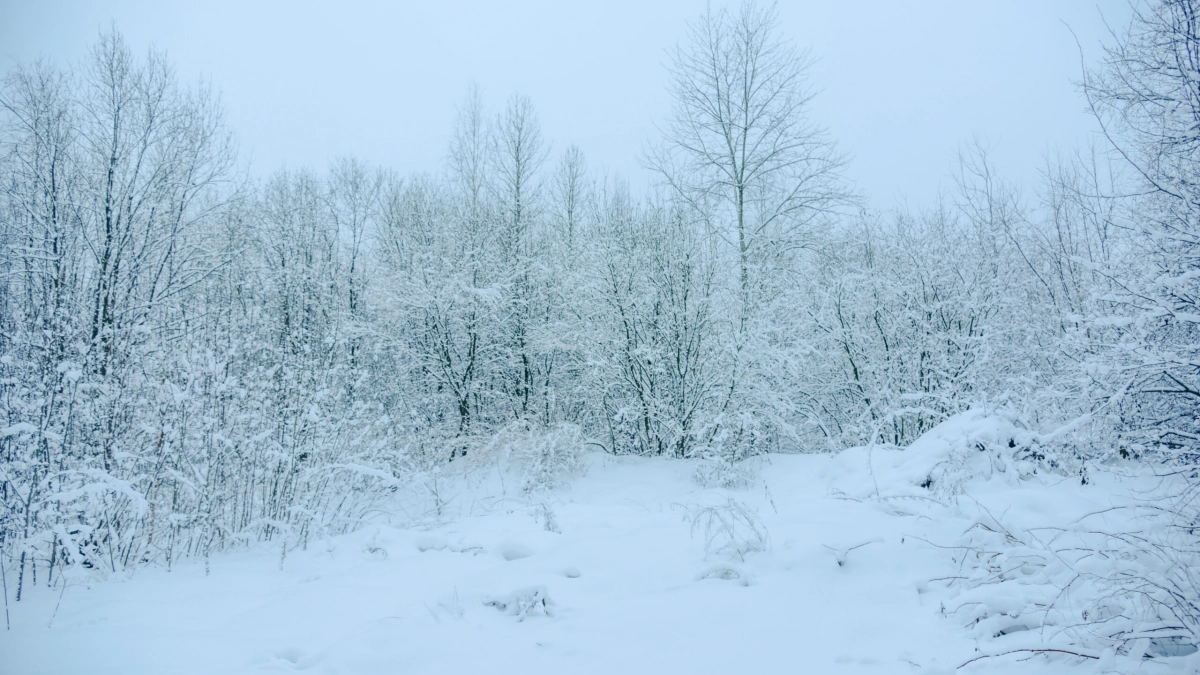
[649,1,847,318]
[647,1,850,454]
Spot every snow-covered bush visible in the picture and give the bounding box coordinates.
[491,423,587,495]
[865,412,1200,662]
[483,585,555,621]
[825,409,1074,504]
[689,412,764,488]
[943,477,1200,662]
[687,497,770,562]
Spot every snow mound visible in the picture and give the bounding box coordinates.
[825,410,1052,501]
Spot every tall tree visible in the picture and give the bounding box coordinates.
[448,83,491,228]
[492,93,548,419]
[551,144,588,254]
[647,1,851,454]
[649,1,848,320]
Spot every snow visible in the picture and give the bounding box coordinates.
[4,417,1199,674]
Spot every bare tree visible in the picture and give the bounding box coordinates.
[448,83,491,228]
[589,187,722,457]
[79,30,233,380]
[491,93,548,419]
[644,2,852,456]
[649,0,849,319]
[1084,0,1200,455]
[327,156,382,395]
[492,93,547,258]
[551,144,588,253]
[0,61,81,377]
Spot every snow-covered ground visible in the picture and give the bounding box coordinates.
[4,415,1198,674]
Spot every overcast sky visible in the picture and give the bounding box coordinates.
[2,0,1131,210]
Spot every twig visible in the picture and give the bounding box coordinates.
[959,648,1099,669]
[48,581,68,628]
[1,550,9,630]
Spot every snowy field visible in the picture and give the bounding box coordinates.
[5,413,1196,675]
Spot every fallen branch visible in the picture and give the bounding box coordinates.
[958,648,1099,669]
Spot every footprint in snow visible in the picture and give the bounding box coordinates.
[261,647,321,671]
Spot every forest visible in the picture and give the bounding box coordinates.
[1,1,1198,669]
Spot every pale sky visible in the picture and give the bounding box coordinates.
[1,0,1131,210]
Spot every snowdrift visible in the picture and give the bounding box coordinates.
[824,409,1056,502]
[827,409,1200,669]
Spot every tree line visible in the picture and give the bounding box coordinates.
[1,1,1196,605]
